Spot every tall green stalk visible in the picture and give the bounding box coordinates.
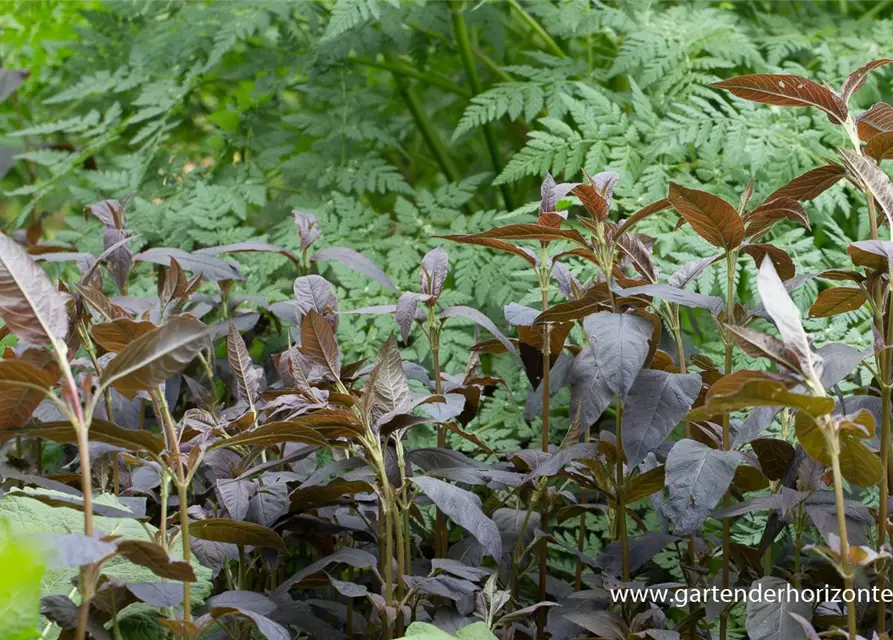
[449,0,515,210]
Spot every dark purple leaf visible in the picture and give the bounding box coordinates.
[582,312,653,401]
[420,246,448,298]
[311,246,396,290]
[134,247,244,281]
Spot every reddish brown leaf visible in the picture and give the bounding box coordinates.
[808,287,868,318]
[445,224,588,247]
[616,198,671,236]
[841,59,893,103]
[300,309,341,379]
[857,103,893,141]
[744,197,810,240]
[437,235,536,265]
[712,74,847,123]
[865,131,893,161]
[740,243,796,280]
[227,321,259,405]
[839,149,893,228]
[765,164,846,202]
[0,352,60,429]
[189,519,286,551]
[668,183,743,250]
[91,319,157,354]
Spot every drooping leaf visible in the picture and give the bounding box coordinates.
[839,148,893,228]
[808,287,867,318]
[227,321,259,405]
[2,419,165,456]
[857,102,893,141]
[534,286,610,323]
[750,438,796,481]
[208,420,328,450]
[622,370,701,468]
[619,283,724,314]
[101,316,214,393]
[300,309,341,379]
[209,606,291,640]
[667,183,744,249]
[438,234,537,265]
[444,223,588,246]
[134,247,244,281]
[865,131,893,161]
[690,370,833,418]
[311,246,396,291]
[396,291,423,342]
[582,312,654,401]
[441,305,517,356]
[740,243,796,280]
[189,519,286,551]
[116,540,197,582]
[726,325,800,373]
[745,577,812,640]
[91,319,157,354]
[195,242,301,267]
[625,465,667,503]
[411,476,501,558]
[712,74,847,123]
[0,232,69,345]
[0,354,60,429]
[597,532,678,576]
[661,439,742,535]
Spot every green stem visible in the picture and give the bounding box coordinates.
[536,260,551,639]
[449,0,514,209]
[615,401,629,582]
[350,56,471,97]
[389,61,462,184]
[506,0,565,58]
[829,433,858,640]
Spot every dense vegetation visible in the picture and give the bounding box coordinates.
[3,1,893,639]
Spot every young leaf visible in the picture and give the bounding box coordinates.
[396,291,424,342]
[661,439,742,535]
[764,163,846,202]
[300,309,341,379]
[667,183,744,249]
[420,246,448,299]
[411,476,501,558]
[808,287,867,318]
[840,58,893,103]
[622,370,701,468]
[712,74,847,123]
[227,321,259,405]
[189,519,286,551]
[101,316,214,393]
[0,232,69,345]
[582,312,654,401]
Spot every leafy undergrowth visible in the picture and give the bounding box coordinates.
[3,4,893,640]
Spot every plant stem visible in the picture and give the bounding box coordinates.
[389,62,462,185]
[615,401,630,583]
[449,0,514,210]
[536,263,552,639]
[349,56,472,98]
[720,251,737,640]
[829,432,858,640]
[383,496,395,640]
[153,388,191,622]
[428,305,448,558]
[506,0,565,58]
